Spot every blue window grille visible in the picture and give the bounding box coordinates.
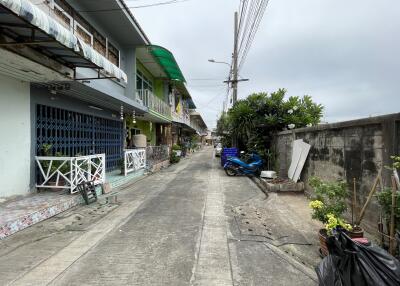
[36,104,123,171]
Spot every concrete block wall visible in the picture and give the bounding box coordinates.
[274,113,400,235]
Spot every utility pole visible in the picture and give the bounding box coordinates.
[232,11,239,104]
[231,11,239,147]
[225,12,248,104]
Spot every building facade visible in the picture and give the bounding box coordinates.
[0,0,207,198]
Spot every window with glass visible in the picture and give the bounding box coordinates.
[136,70,153,92]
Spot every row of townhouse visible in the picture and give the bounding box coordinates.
[0,0,208,198]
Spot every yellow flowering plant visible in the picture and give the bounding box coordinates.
[325,214,352,235]
[308,177,348,226]
[309,200,324,210]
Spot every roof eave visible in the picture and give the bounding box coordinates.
[118,0,151,45]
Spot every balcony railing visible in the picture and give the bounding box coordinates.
[38,0,120,66]
[136,89,171,119]
[190,122,208,135]
[172,111,191,126]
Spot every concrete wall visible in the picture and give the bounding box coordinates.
[274,113,400,235]
[0,74,31,198]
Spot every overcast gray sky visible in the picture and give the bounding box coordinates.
[131,0,400,129]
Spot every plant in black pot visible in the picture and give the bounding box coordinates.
[308,177,352,257]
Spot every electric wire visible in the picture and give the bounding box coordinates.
[238,0,264,63]
[70,0,192,13]
[236,0,270,72]
[238,0,269,70]
[237,0,258,55]
[239,0,269,70]
[237,0,249,41]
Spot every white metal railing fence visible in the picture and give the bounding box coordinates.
[124,149,146,176]
[146,146,170,169]
[136,89,171,118]
[35,154,106,194]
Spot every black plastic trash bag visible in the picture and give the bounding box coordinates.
[315,255,344,286]
[315,230,400,286]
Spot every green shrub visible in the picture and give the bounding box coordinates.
[376,188,400,230]
[308,177,348,224]
[170,151,180,164]
[40,144,70,174]
[172,144,182,151]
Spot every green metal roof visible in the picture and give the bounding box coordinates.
[149,45,186,83]
[188,98,197,109]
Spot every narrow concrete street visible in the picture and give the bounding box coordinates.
[0,147,317,286]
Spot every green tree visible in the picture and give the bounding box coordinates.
[216,113,232,147]
[216,88,323,168]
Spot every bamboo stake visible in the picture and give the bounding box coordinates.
[378,213,384,247]
[389,176,397,255]
[351,178,355,225]
[393,168,400,189]
[356,168,382,225]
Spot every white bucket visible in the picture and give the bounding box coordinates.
[260,170,277,179]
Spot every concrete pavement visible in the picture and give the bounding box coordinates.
[0,147,317,285]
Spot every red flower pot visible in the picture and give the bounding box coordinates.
[318,229,329,257]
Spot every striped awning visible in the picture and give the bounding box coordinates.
[0,0,127,83]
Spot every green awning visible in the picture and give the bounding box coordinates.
[188,98,196,109]
[149,45,186,83]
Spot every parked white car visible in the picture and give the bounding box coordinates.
[215,143,223,157]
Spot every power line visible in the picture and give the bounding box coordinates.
[74,0,192,13]
[238,0,261,57]
[187,78,226,81]
[195,89,228,109]
[237,0,258,55]
[239,0,269,70]
[236,0,270,72]
[237,0,249,39]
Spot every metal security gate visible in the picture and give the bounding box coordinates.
[36,104,123,171]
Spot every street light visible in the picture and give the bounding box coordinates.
[208,59,231,67]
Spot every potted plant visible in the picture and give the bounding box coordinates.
[118,158,125,175]
[309,177,352,256]
[170,150,181,164]
[347,224,364,239]
[172,144,182,157]
[40,144,71,191]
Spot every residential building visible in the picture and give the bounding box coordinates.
[190,110,209,144]
[0,0,150,197]
[125,45,176,148]
[0,0,208,199]
[170,81,197,145]
[131,45,207,148]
